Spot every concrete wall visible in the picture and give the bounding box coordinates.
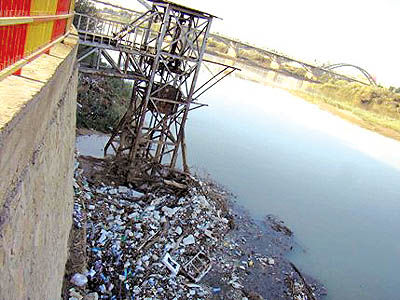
[0,34,78,300]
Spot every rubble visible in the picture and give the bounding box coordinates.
[66,156,325,300]
[70,273,88,287]
[71,158,234,299]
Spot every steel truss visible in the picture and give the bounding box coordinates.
[74,0,238,174]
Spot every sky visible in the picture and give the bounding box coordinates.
[109,0,399,86]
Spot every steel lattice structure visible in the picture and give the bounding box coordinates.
[74,0,238,174]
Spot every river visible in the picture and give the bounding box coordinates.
[77,75,400,300]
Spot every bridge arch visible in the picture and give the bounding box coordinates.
[324,63,376,86]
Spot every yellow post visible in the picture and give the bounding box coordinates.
[24,0,58,56]
[66,0,75,30]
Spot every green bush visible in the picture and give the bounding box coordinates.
[310,79,400,119]
[76,74,131,133]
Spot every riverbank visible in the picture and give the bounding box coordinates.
[203,52,400,142]
[290,90,400,142]
[64,144,326,299]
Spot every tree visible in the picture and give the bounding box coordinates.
[73,0,98,30]
[74,0,97,15]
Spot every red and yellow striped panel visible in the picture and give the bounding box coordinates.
[24,0,58,56]
[51,0,71,40]
[0,0,73,74]
[0,0,31,73]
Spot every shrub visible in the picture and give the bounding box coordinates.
[76,74,131,133]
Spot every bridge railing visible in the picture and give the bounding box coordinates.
[0,0,75,81]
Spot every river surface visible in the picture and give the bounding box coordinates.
[185,76,400,300]
[77,76,400,300]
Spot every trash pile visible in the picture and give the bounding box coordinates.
[65,157,324,300]
[69,160,234,300]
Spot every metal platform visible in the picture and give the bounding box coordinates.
[74,0,238,174]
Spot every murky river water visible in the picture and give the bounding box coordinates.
[77,76,400,300]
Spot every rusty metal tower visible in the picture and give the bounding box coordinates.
[75,0,237,174]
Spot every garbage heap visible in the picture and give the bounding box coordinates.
[70,160,233,300]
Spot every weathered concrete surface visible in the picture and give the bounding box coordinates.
[0,34,78,300]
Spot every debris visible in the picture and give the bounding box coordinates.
[72,158,233,300]
[118,186,129,193]
[182,234,196,246]
[69,289,83,300]
[163,179,187,189]
[70,273,88,287]
[162,253,181,275]
[161,206,180,218]
[83,293,98,300]
[175,226,183,235]
[69,156,325,300]
[289,262,317,300]
[183,252,212,282]
[212,287,221,294]
[267,215,293,236]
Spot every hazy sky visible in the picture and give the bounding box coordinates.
[112,0,399,86]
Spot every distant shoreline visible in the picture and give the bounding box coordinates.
[204,52,400,143]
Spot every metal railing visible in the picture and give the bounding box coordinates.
[74,12,160,51]
[0,0,75,81]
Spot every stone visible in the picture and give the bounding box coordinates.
[118,186,129,193]
[109,189,117,195]
[69,290,83,300]
[182,234,195,246]
[175,226,183,235]
[267,258,275,265]
[130,189,144,198]
[84,293,99,300]
[70,273,88,287]
[162,206,180,217]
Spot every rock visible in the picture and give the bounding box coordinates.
[118,186,129,193]
[162,206,180,217]
[129,189,144,198]
[70,273,88,287]
[69,290,83,300]
[267,258,275,265]
[182,234,195,245]
[175,226,183,235]
[84,293,99,300]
